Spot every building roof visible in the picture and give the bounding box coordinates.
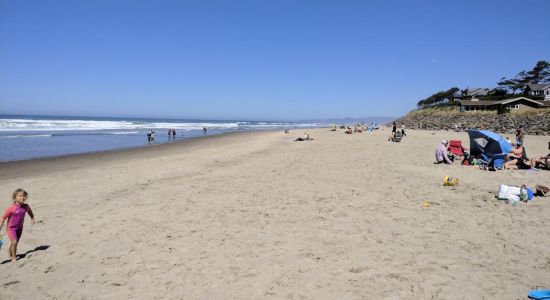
[527,83,550,90]
[532,99,550,107]
[463,88,492,96]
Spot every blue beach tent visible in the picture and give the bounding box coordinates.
[467,130,513,158]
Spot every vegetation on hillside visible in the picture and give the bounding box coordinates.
[417,60,550,109]
[416,87,459,109]
[497,60,550,94]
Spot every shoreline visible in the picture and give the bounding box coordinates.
[0,127,330,165]
[0,129,286,180]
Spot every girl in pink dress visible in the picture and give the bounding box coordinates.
[0,189,35,262]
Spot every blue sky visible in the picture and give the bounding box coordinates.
[1,0,549,121]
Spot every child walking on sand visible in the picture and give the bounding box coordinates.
[0,189,35,262]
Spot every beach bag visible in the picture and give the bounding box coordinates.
[535,185,549,197]
[498,184,533,203]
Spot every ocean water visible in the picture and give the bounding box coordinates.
[0,115,329,162]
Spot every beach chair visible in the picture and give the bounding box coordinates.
[448,140,467,156]
[392,131,403,142]
[478,153,507,170]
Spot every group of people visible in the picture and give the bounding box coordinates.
[167,129,177,140]
[499,129,545,170]
[387,121,406,141]
[434,128,550,170]
[146,130,155,144]
[147,127,208,144]
[504,140,550,170]
[392,121,406,137]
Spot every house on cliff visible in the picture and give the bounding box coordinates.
[458,97,550,112]
[454,88,492,100]
[524,83,550,100]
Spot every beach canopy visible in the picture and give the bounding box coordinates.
[467,130,513,158]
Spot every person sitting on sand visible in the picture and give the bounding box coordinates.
[294,132,312,142]
[507,142,524,160]
[345,127,352,134]
[504,143,530,169]
[435,140,453,164]
[531,154,550,170]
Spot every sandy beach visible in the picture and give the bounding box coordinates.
[0,128,549,299]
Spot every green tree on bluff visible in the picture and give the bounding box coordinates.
[417,87,459,109]
[525,60,550,83]
[497,60,550,94]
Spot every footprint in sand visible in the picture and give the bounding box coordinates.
[3,280,20,287]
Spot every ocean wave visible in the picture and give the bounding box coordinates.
[0,117,326,133]
[108,131,140,135]
[0,134,52,139]
[0,118,246,132]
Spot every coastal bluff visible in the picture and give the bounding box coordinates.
[395,107,550,135]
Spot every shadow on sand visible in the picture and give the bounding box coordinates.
[1,245,50,264]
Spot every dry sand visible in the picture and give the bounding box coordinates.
[0,128,549,299]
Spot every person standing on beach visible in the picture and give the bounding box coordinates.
[168,129,172,140]
[147,130,152,143]
[516,129,524,146]
[203,127,207,135]
[401,124,406,136]
[0,189,35,263]
[151,131,155,143]
[392,121,397,135]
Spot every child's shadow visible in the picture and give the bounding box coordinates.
[1,245,50,264]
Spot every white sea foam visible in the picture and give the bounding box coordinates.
[108,131,140,135]
[0,118,325,133]
[0,119,243,132]
[0,134,52,139]
[0,119,137,131]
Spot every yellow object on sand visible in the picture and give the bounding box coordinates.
[423,201,430,208]
[443,176,459,186]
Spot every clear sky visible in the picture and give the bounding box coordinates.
[1,0,549,121]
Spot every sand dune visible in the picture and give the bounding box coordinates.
[1,128,549,299]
